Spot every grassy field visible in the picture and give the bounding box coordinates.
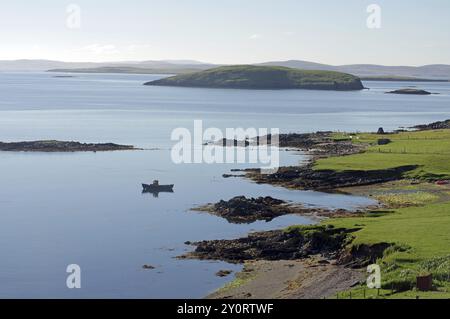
[316,129,450,180]
[314,129,450,298]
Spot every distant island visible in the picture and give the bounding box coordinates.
[48,66,198,75]
[361,76,448,82]
[144,66,365,91]
[386,88,433,95]
[0,140,137,152]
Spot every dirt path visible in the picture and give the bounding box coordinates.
[208,257,364,299]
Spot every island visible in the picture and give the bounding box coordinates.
[361,76,448,82]
[386,88,432,95]
[144,65,365,91]
[48,66,198,75]
[0,140,137,152]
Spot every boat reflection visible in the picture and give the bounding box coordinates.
[142,180,175,198]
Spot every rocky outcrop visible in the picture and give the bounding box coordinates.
[386,88,432,95]
[215,132,365,157]
[181,226,356,263]
[0,140,136,152]
[413,119,450,131]
[337,243,393,268]
[246,165,418,190]
[193,196,359,224]
[205,196,285,224]
[215,270,233,277]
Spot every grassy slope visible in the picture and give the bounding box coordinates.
[145,65,364,90]
[315,130,450,180]
[314,129,450,298]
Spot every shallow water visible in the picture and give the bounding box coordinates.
[0,72,448,298]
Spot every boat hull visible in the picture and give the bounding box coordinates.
[142,184,174,192]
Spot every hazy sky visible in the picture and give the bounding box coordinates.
[1,0,449,65]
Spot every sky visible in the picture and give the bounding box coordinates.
[0,0,449,65]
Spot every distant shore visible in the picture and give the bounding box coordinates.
[0,140,137,152]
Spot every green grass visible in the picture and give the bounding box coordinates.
[317,130,450,180]
[313,129,450,298]
[145,65,364,91]
[374,192,439,208]
[323,202,450,297]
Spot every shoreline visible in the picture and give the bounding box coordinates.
[196,133,377,299]
[194,121,450,299]
[207,257,364,299]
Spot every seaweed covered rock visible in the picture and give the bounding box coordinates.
[181,225,356,263]
[247,165,418,190]
[211,196,285,223]
[193,196,357,224]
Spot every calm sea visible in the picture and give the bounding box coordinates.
[0,72,448,298]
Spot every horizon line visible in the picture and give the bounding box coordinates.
[0,58,449,68]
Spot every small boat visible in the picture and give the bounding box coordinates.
[142,180,174,192]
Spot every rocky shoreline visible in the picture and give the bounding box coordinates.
[181,225,354,263]
[214,131,366,157]
[413,119,450,131]
[181,225,390,268]
[182,128,414,299]
[0,140,137,152]
[244,165,418,191]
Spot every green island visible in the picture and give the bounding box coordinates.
[144,65,365,91]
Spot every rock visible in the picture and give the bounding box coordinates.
[142,265,156,270]
[181,225,357,263]
[337,243,392,268]
[258,132,365,155]
[209,196,286,223]
[193,196,351,224]
[222,174,241,178]
[216,270,233,277]
[386,88,432,95]
[413,119,450,131]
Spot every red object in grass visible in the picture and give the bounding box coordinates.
[416,274,433,291]
[435,180,450,185]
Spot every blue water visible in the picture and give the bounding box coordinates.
[0,72,449,298]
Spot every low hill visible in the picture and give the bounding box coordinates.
[49,66,202,75]
[360,76,448,82]
[144,65,365,91]
[260,60,450,80]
